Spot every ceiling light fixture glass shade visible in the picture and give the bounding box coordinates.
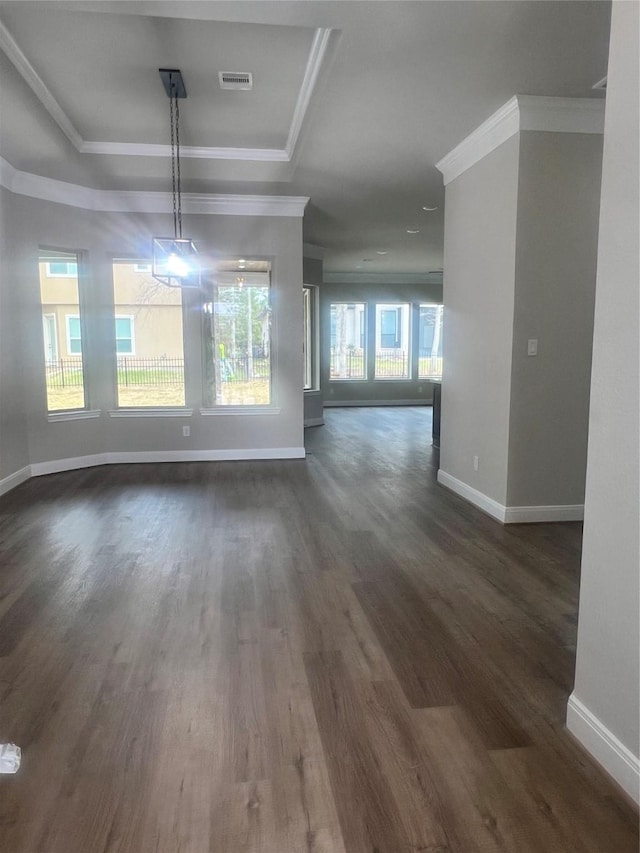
[152,69,199,288]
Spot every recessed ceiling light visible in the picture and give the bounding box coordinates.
[407,229,420,234]
[356,265,363,269]
[422,206,438,212]
[362,258,373,262]
[376,251,388,255]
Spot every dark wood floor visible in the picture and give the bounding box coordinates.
[0,407,637,852]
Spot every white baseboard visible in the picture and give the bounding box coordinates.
[0,465,31,497]
[504,504,584,523]
[304,417,325,427]
[324,399,432,407]
[106,448,306,464]
[437,470,584,524]
[437,469,506,522]
[26,447,305,481]
[567,694,640,804]
[31,454,109,477]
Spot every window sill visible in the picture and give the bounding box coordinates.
[48,409,102,423]
[108,408,194,418]
[304,389,321,395]
[200,406,281,416]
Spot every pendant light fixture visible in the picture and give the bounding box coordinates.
[152,68,199,288]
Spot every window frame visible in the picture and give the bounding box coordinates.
[303,285,320,392]
[417,302,444,381]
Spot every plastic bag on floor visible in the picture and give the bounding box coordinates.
[0,743,21,774]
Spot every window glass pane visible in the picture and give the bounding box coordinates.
[418,304,443,379]
[375,303,410,379]
[39,251,86,411]
[303,286,318,391]
[330,303,366,380]
[112,261,185,407]
[203,261,272,406]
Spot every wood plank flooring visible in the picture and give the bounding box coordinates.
[0,406,637,852]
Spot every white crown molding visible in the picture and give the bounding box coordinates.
[285,27,332,157]
[0,156,309,216]
[436,95,606,185]
[0,18,83,151]
[567,694,640,804]
[80,141,290,162]
[323,271,443,286]
[1,16,330,164]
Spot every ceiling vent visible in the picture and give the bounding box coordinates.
[219,71,253,91]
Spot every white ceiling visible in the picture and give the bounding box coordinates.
[0,1,610,274]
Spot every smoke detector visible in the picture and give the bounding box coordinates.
[219,71,253,91]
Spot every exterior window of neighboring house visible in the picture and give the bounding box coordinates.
[65,315,82,355]
[303,285,319,391]
[203,261,272,407]
[115,316,135,354]
[418,303,444,379]
[112,260,185,407]
[330,302,366,380]
[46,261,78,277]
[39,250,86,411]
[375,303,410,379]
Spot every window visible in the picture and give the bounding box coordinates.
[303,285,319,391]
[375,303,410,379]
[46,261,78,277]
[203,261,272,406]
[418,304,443,379]
[330,303,366,380]
[133,263,152,273]
[65,315,82,355]
[112,260,185,407]
[39,250,86,411]
[115,316,135,355]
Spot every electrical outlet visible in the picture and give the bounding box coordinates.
[527,338,538,356]
[182,425,190,437]
[473,455,479,471]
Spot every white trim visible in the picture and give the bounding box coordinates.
[107,448,305,463]
[436,95,605,185]
[0,19,83,151]
[285,28,332,157]
[437,470,507,522]
[1,18,330,165]
[29,448,305,477]
[504,504,584,523]
[304,417,325,427]
[567,694,640,804]
[438,470,587,524]
[48,409,101,422]
[31,453,110,477]
[199,406,281,416]
[109,408,194,418]
[0,159,309,216]
[324,271,443,286]
[79,141,290,162]
[0,465,31,497]
[324,399,431,407]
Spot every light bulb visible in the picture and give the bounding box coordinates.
[167,252,190,278]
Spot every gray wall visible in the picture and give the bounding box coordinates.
[440,136,520,505]
[0,188,29,480]
[321,280,443,406]
[507,131,603,507]
[570,0,639,797]
[0,191,305,477]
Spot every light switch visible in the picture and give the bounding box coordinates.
[527,338,538,356]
